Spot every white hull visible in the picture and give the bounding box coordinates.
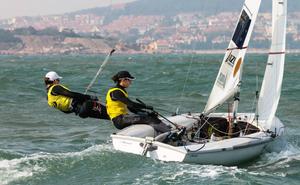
[183,134,272,165]
[111,113,284,165]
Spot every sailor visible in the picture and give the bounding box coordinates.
[44,71,109,120]
[106,70,171,133]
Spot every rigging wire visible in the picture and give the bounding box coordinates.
[181,115,266,153]
[176,55,194,114]
[175,0,222,115]
[252,56,260,125]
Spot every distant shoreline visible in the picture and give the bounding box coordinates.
[0,49,299,56]
[169,49,300,55]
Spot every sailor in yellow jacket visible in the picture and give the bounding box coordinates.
[44,71,109,119]
[106,71,171,133]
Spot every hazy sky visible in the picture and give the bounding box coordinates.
[0,0,136,19]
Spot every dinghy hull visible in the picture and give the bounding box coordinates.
[111,113,283,165]
[183,137,272,165]
[112,132,275,165]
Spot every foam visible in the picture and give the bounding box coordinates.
[247,143,300,178]
[0,156,45,185]
[0,144,113,185]
[132,163,245,184]
[258,143,300,167]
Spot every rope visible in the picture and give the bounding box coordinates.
[197,117,260,137]
[184,142,206,152]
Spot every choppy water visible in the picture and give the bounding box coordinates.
[0,54,299,185]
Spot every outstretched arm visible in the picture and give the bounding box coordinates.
[110,90,146,113]
[52,85,91,102]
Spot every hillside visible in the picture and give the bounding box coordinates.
[1,0,299,55]
[77,0,299,18]
[0,27,134,55]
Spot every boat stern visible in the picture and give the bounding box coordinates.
[111,133,187,162]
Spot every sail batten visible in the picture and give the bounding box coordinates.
[257,0,287,129]
[203,0,261,114]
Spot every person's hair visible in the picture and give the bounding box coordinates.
[44,77,54,85]
[112,74,120,83]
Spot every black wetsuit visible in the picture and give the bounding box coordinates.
[49,85,109,120]
[109,85,171,133]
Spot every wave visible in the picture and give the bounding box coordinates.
[129,161,246,185]
[248,141,300,175]
[1,139,300,185]
[0,144,114,185]
[130,139,300,185]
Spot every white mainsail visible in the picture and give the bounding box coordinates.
[203,0,261,114]
[258,0,287,129]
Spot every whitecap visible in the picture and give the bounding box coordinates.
[247,142,300,178]
[132,162,246,184]
[0,143,113,185]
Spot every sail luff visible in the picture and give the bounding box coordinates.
[203,0,261,115]
[257,0,287,129]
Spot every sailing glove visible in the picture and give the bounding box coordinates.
[145,105,154,110]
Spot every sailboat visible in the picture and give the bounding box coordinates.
[111,0,287,165]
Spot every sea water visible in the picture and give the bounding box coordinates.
[0,54,299,185]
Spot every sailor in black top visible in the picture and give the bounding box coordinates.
[45,71,109,120]
[106,71,171,133]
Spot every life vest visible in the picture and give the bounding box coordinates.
[106,87,128,119]
[47,84,72,112]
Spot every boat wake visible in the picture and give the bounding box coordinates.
[131,141,300,184]
[131,161,246,185]
[1,140,299,185]
[0,144,114,185]
[248,140,300,177]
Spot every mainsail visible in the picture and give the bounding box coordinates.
[258,0,287,129]
[204,0,262,114]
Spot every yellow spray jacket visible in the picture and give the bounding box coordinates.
[47,84,72,112]
[106,87,128,119]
